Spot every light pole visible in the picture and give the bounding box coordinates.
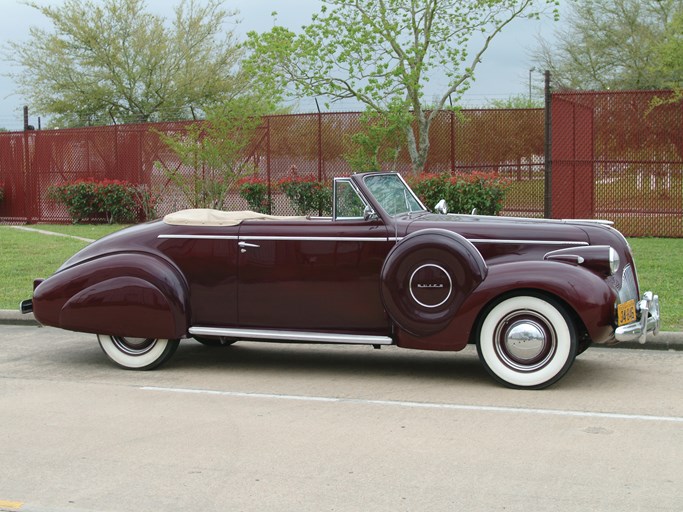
[529,67,536,102]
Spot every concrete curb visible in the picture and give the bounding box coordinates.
[1,309,681,351]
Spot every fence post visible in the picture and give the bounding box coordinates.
[22,106,36,223]
[450,109,455,174]
[543,70,552,219]
[315,99,323,182]
[266,117,272,214]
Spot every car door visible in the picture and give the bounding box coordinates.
[159,225,240,328]
[237,218,392,334]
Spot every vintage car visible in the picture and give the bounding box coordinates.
[21,172,659,389]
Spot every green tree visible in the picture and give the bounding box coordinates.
[654,7,683,93]
[345,103,411,172]
[155,98,272,210]
[534,0,681,90]
[485,94,544,109]
[246,0,558,174]
[4,0,253,126]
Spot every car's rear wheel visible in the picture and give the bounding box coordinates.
[476,294,577,389]
[97,335,179,370]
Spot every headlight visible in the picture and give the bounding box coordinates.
[609,247,620,275]
[544,245,620,277]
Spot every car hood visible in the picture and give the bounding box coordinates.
[400,213,594,244]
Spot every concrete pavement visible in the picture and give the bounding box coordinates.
[1,324,682,511]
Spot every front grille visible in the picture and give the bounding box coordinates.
[619,264,638,304]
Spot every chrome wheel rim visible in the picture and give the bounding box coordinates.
[494,312,557,372]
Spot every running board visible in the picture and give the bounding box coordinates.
[189,327,393,345]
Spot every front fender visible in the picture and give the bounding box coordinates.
[397,260,617,351]
[33,252,189,339]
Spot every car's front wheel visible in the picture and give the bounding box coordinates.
[97,335,179,370]
[476,294,577,389]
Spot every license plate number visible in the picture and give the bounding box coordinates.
[618,300,637,326]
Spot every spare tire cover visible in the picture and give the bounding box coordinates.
[380,229,487,337]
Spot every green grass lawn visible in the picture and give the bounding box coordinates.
[628,238,683,331]
[0,224,127,309]
[1,224,681,331]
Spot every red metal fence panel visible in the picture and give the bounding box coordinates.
[552,90,683,236]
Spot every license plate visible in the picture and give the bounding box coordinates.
[618,300,637,326]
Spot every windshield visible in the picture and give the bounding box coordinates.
[363,174,426,216]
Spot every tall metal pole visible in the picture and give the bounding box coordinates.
[543,70,552,219]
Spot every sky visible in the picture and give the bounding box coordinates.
[0,0,563,131]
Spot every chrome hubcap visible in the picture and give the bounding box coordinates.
[111,336,158,356]
[495,312,556,371]
[506,321,546,360]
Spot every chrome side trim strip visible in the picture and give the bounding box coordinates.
[189,327,393,345]
[159,234,588,246]
[158,234,239,240]
[239,236,391,242]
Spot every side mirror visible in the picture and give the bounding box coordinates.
[363,205,378,221]
[434,199,448,215]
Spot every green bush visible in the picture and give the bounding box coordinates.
[237,176,271,214]
[48,179,155,224]
[408,172,509,216]
[278,174,332,216]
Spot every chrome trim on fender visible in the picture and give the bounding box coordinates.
[469,239,589,246]
[20,299,33,314]
[189,327,393,345]
[392,236,589,246]
[615,291,660,344]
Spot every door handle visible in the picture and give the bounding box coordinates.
[239,241,260,253]
[239,241,260,248]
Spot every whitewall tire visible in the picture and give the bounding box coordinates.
[476,295,577,389]
[97,335,179,370]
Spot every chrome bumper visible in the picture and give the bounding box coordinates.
[19,299,33,314]
[615,292,660,344]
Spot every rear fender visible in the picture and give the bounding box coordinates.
[33,253,189,339]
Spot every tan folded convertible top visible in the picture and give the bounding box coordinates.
[163,209,307,227]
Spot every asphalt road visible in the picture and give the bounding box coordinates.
[0,325,681,512]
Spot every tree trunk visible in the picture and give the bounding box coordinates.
[405,113,432,175]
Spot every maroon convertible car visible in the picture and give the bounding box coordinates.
[21,172,659,388]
